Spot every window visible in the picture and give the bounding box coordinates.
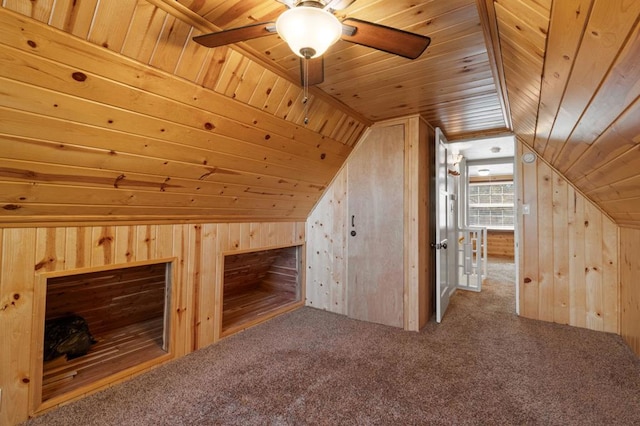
[468,182,514,229]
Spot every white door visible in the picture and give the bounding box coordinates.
[435,127,455,323]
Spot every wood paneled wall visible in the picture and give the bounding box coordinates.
[0,221,304,425]
[0,7,366,225]
[517,141,618,333]
[487,230,514,258]
[306,116,432,330]
[306,166,348,315]
[620,227,640,357]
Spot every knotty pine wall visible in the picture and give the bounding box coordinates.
[517,141,619,333]
[306,165,348,316]
[620,227,640,356]
[0,222,304,425]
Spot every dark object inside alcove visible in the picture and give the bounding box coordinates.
[43,315,96,361]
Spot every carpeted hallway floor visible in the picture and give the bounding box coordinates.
[24,258,640,425]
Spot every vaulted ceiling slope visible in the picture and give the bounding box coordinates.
[0,3,367,224]
[493,0,640,229]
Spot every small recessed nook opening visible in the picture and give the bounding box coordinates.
[38,261,172,405]
[222,245,302,336]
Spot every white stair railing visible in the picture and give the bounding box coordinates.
[456,227,487,291]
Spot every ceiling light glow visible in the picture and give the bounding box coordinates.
[276,6,343,59]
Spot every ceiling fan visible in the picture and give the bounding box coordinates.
[192,0,432,86]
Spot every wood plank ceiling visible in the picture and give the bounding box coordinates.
[174,0,510,135]
[1,0,639,229]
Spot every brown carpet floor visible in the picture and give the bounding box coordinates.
[25,258,640,425]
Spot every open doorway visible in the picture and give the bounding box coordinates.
[446,134,517,314]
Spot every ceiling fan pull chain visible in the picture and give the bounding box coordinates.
[303,57,309,125]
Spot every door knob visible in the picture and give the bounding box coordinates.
[350,230,357,237]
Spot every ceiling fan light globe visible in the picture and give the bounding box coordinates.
[276,6,342,58]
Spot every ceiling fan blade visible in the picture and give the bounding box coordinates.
[300,56,325,86]
[324,0,356,11]
[193,22,276,48]
[340,18,431,60]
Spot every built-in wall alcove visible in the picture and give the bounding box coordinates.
[222,245,302,336]
[33,260,173,409]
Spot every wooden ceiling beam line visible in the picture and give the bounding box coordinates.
[476,0,513,131]
[447,129,513,142]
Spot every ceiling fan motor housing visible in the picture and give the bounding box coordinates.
[276,1,343,59]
